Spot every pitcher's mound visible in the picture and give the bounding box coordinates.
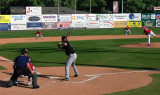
[120,42,160,48]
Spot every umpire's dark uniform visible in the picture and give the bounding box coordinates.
[8,49,39,89]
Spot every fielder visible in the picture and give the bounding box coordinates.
[57,36,79,81]
[36,30,43,39]
[142,26,156,46]
[125,25,131,35]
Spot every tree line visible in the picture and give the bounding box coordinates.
[0,0,160,14]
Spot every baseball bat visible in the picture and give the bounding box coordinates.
[66,31,72,38]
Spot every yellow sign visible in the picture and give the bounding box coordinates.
[127,21,142,27]
[113,21,128,28]
[0,15,11,23]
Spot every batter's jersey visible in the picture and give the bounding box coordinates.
[14,55,30,68]
[36,31,41,34]
[62,41,75,55]
[144,28,151,34]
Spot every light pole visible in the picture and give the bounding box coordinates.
[122,0,123,13]
[75,0,76,14]
[58,0,59,15]
[90,0,91,14]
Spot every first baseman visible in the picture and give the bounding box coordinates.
[57,36,79,81]
[142,26,156,46]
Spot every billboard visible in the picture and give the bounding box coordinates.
[154,7,160,10]
[27,15,42,22]
[113,21,127,28]
[128,13,141,21]
[72,14,86,28]
[42,22,57,29]
[155,13,160,19]
[0,15,11,23]
[58,14,72,22]
[113,14,128,21]
[26,7,42,15]
[141,13,156,27]
[127,21,142,27]
[156,19,160,27]
[86,14,99,28]
[10,7,26,15]
[113,1,119,13]
[11,15,27,30]
[42,14,57,22]
[0,23,11,31]
[27,22,42,29]
[99,14,113,28]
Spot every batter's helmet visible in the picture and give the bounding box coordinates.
[21,48,29,54]
[62,36,67,42]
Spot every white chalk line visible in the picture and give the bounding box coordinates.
[62,70,153,84]
[0,56,14,63]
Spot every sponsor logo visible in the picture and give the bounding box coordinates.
[129,13,139,19]
[28,16,40,21]
[0,16,5,19]
[27,8,32,13]
[43,16,56,18]
[144,21,153,26]
[72,16,76,20]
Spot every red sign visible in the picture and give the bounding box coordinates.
[154,7,160,10]
[113,1,119,13]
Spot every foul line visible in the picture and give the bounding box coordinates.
[0,56,14,63]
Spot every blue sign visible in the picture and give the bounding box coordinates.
[155,13,160,19]
[129,13,135,19]
[27,22,42,28]
[0,23,11,31]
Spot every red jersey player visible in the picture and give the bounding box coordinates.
[36,30,43,39]
[142,26,156,46]
[125,25,131,35]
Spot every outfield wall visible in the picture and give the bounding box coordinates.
[0,7,160,31]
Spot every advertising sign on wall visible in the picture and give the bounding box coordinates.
[0,15,11,23]
[113,21,127,28]
[10,7,26,15]
[0,23,11,31]
[155,13,160,19]
[42,14,57,22]
[113,14,128,21]
[128,13,141,21]
[72,14,86,28]
[156,19,160,27]
[26,7,42,15]
[11,15,27,30]
[99,14,113,28]
[58,14,72,22]
[86,14,99,28]
[127,21,142,27]
[42,22,57,29]
[141,13,156,27]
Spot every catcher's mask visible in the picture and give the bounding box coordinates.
[21,48,29,55]
[62,36,67,42]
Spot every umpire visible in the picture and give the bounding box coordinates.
[8,48,39,89]
[57,36,79,81]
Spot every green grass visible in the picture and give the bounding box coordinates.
[0,66,6,70]
[0,38,159,70]
[106,74,160,95]
[0,27,160,38]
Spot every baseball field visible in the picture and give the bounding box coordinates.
[0,28,160,95]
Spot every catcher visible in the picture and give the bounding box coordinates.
[57,36,79,81]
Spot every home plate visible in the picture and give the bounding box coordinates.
[48,77,60,79]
